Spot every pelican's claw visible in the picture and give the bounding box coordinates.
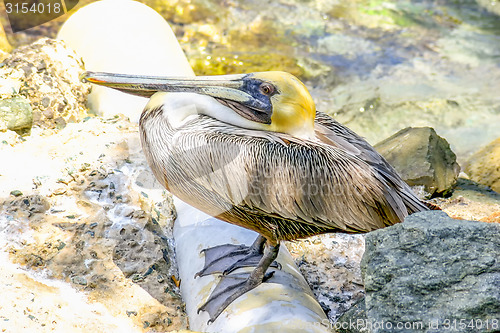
[195,235,279,277]
[198,271,276,324]
[197,241,281,323]
[195,243,260,278]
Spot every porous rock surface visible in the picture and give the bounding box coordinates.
[0,38,90,129]
[358,211,500,333]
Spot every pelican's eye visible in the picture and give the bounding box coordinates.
[259,83,275,96]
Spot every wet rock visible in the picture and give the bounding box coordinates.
[464,137,500,193]
[361,211,500,332]
[175,0,331,80]
[0,96,33,135]
[0,38,90,129]
[375,127,460,197]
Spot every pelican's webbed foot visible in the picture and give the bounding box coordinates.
[195,235,280,277]
[198,243,280,323]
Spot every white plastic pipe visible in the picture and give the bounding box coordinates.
[58,1,330,331]
[174,199,330,332]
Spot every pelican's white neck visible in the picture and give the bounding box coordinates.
[145,92,269,131]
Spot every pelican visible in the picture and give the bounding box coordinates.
[82,71,432,322]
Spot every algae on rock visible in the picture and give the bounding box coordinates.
[0,96,33,135]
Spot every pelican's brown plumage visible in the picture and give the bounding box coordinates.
[140,108,427,239]
[83,70,430,322]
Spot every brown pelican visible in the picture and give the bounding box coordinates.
[82,71,432,322]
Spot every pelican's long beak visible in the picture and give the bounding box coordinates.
[83,71,254,104]
[82,71,274,124]
[82,71,317,138]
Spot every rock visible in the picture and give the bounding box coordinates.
[0,76,22,96]
[0,38,90,129]
[57,0,194,121]
[0,111,192,330]
[374,127,460,197]
[481,211,500,224]
[71,276,88,286]
[431,178,500,222]
[464,137,500,193]
[0,96,33,135]
[9,190,23,197]
[361,211,500,333]
[0,129,23,146]
[476,0,500,17]
[286,233,365,322]
[335,298,370,333]
[3,194,51,216]
[151,0,219,25]
[0,49,8,63]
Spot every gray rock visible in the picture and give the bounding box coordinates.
[71,276,88,286]
[374,127,460,197]
[0,96,33,135]
[335,298,370,333]
[361,211,500,333]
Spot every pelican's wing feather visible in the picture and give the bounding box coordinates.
[155,113,427,240]
[314,111,429,216]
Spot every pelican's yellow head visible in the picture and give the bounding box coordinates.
[82,70,316,138]
[247,72,316,138]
